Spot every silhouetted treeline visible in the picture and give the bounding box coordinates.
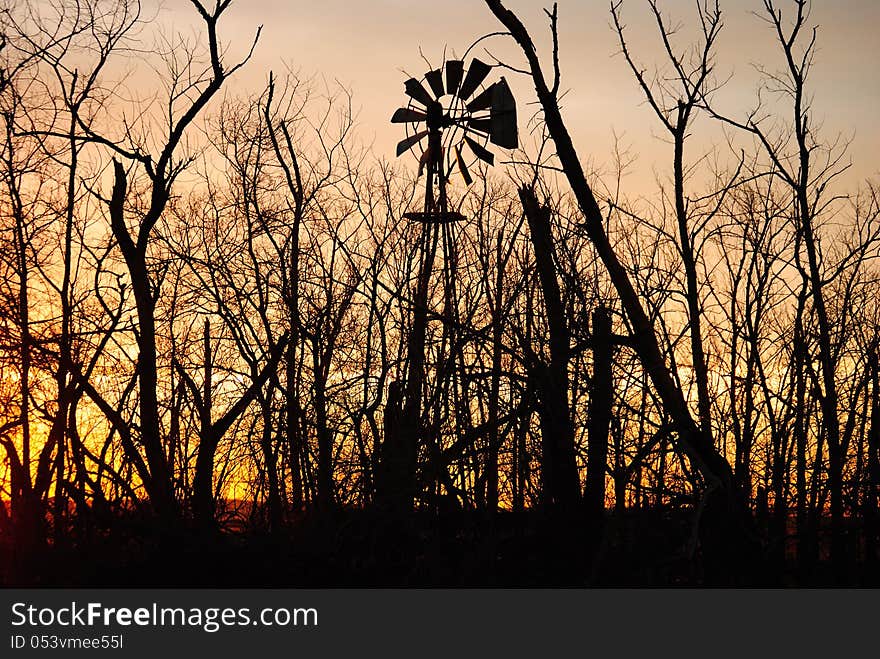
[0,0,878,585]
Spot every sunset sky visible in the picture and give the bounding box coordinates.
[5,0,880,591]
[149,0,880,194]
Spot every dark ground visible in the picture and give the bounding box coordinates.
[0,508,874,587]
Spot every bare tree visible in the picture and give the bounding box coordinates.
[83,0,261,525]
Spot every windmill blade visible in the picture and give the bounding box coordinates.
[445,60,464,96]
[425,68,445,98]
[396,130,428,157]
[391,107,427,123]
[467,117,492,135]
[457,58,492,100]
[464,135,494,166]
[404,78,434,107]
[466,83,496,113]
[490,77,518,149]
[467,117,493,135]
[455,144,473,186]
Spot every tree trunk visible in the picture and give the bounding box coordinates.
[519,186,580,512]
[192,320,214,528]
[314,340,335,510]
[485,231,506,511]
[109,161,177,524]
[260,397,282,531]
[585,307,612,527]
[673,113,712,441]
[865,349,880,570]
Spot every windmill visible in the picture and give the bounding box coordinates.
[392,57,518,219]
[378,56,518,511]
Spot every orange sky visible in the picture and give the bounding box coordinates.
[152,0,879,195]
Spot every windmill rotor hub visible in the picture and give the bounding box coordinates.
[426,101,444,131]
